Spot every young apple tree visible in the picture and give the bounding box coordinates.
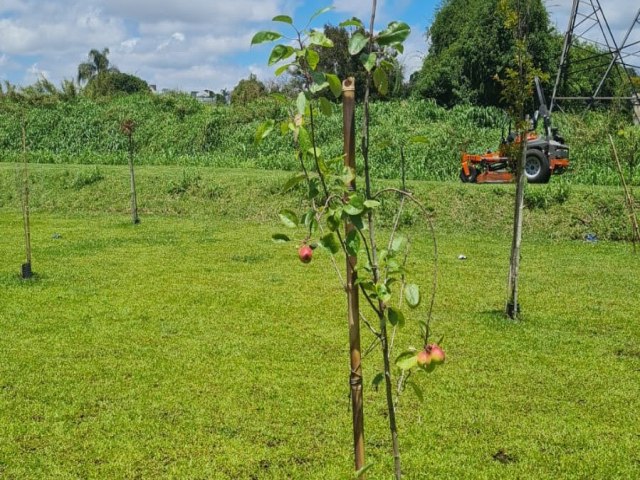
[253,4,444,478]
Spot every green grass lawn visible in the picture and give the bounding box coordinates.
[1,164,639,478]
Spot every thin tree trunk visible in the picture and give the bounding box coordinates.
[343,78,366,476]
[128,135,139,224]
[609,134,640,252]
[20,120,33,279]
[361,0,401,477]
[506,137,527,318]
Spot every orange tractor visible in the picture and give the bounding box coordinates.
[460,78,570,184]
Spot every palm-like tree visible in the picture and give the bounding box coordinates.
[77,48,118,84]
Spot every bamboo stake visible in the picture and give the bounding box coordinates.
[609,134,640,253]
[343,77,366,476]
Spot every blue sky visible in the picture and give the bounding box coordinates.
[0,0,633,93]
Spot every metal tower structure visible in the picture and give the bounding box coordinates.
[550,0,640,123]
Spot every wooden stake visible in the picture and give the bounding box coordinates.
[20,119,33,279]
[343,77,365,476]
[609,134,640,252]
[121,120,140,225]
[506,136,527,318]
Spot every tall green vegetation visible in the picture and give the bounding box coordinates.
[414,0,554,107]
[0,91,637,186]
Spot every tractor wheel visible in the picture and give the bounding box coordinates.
[524,149,551,183]
[460,166,478,183]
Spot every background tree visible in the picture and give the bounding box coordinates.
[414,0,554,107]
[84,71,149,98]
[230,74,267,105]
[77,48,119,85]
[315,24,405,100]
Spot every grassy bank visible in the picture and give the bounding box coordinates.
[1,94,638,185]
[0,163,638,241]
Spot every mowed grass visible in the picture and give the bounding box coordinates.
[1,164,639,478]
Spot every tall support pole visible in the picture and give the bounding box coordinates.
[342,77,365,476]
[551,0,579,113]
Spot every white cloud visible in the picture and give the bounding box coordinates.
[0,0,297,91]
[102,0,282,25]
[398,24,427,77]
[25,63,50,84]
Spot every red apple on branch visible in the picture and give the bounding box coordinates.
[298,244,313,263]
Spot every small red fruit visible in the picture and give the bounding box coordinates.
[428,344,445,365]
[417,349,431,367]
[298,245,313,263]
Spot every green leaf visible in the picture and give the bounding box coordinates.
[376,21,411,46]
[348,32,368,55]
[268,45,294,66]
[326,208,342,232]
[387,306,405,328]
[310,6,333,22]
[254,120,274,144]
[251,31,282,45]
[303,210,318,234]
[349,213,365,231]
[308,146,321,159]
[278,209,299,228]
[319,232,340,254]
[364,199,380,209]
[281,173,306,193]
[409,135,428,144]
[326,74,342,98]
[342,166,356,186]
[371,372,384,390]
[305,49,320,70]
[391,235,406,252]
[307,177,320,200]
[375,283,391,304]
[319,97,333,116]
[404,283,420,308]
[379,59,395,72]
[360,52,377,72]
[309,71,328,93]
[273,63,294,79]
[309,30,334,48]
[344,193,365,215]
[396,351,418,370]
[296,91,307,116]
[272,233,291,243]
[272,15,293,24]
[407,381,424,402]
[373,67,388,96]
[345,229,360,256]
[298,125,311,152]
[339,18,364,29]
